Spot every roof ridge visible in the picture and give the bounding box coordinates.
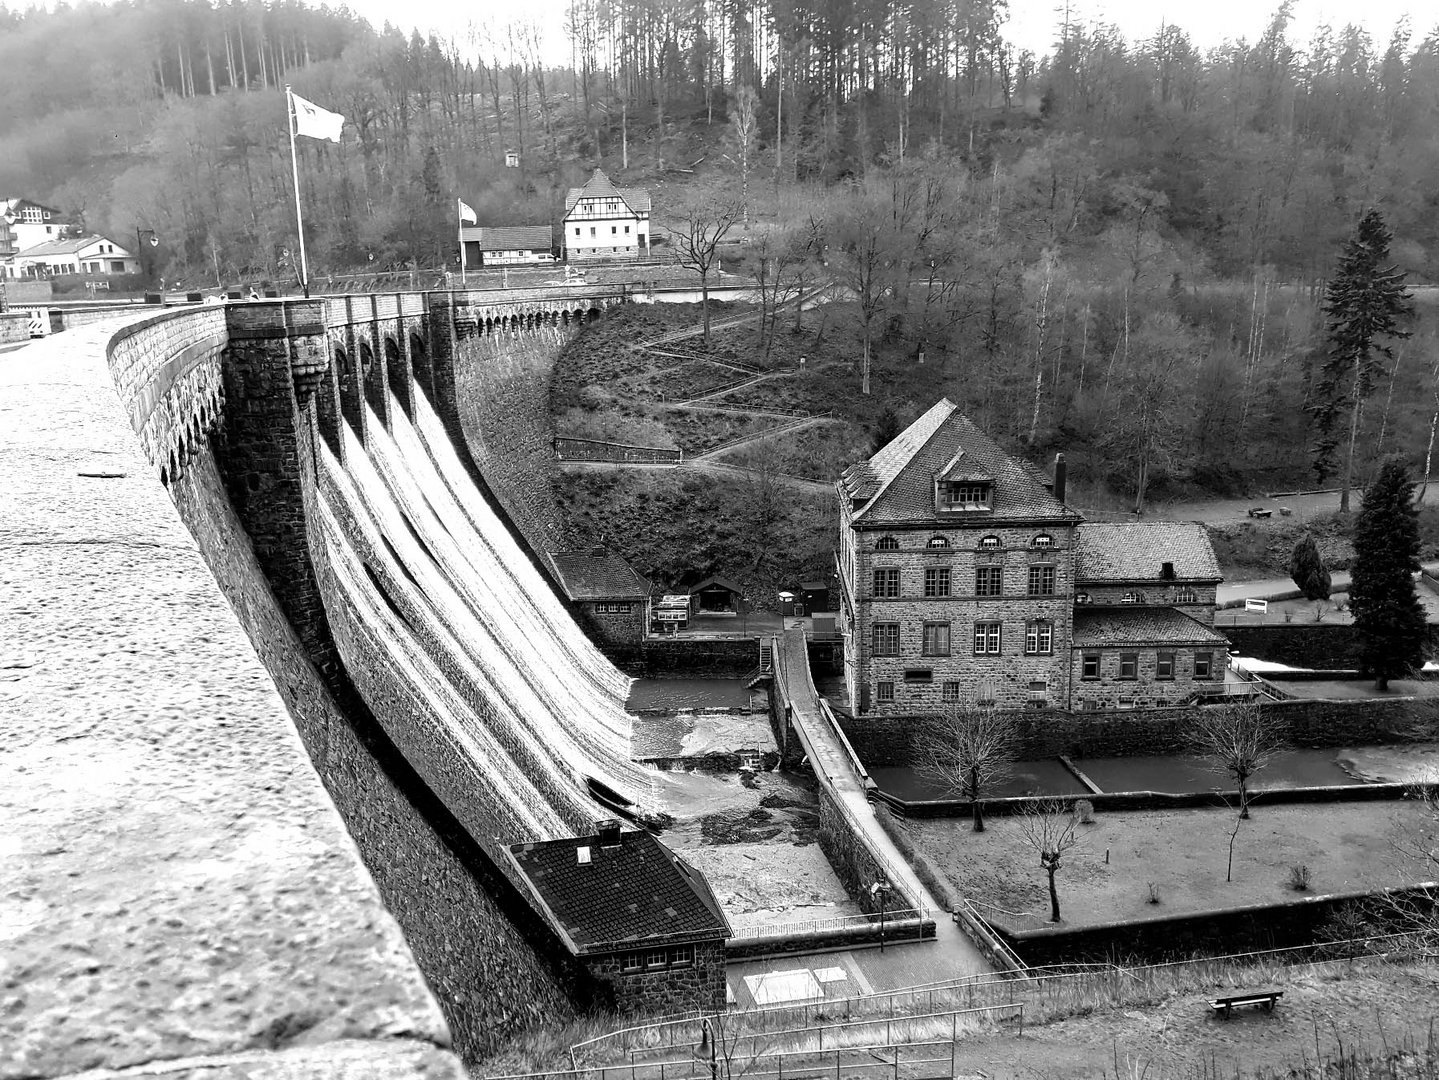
[852,399,956,520]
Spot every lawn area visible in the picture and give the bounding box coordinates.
[907,801,1438,932]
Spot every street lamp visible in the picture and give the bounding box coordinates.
[135,228,159,286]
[869,879,892,952]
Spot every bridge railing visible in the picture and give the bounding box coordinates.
[554,437,682,464]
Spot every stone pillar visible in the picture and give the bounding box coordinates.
[360,296,391,431]
[386,327,414,421]
[220,300,342,676]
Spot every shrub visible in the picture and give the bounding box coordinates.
[1146,882,1161,905]
[1074,798,1095,825]
[1287,863,1312,891]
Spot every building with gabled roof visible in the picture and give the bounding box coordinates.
[836,400,1227,714]
[1,197,70,259]
[505,821,730,1013]
[4,234,139,279]
[548,551,651,643]
[459,224,554,267]
[563,168,651,262]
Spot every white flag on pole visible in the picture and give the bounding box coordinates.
[291,91,345,142]
[458,199,478,224]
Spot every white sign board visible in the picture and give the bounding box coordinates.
[1244,598,1269,612]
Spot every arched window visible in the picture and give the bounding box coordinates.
[927,535,949,548]
[875,535,900,551]
[978,535,1001,550]
[1177,587,1198,603]
[1031,534,1055,548]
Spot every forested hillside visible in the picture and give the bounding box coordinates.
[4,0,1439,500]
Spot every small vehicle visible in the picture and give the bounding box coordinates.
[1277,506,1292,517]
[1247,506,1272,518]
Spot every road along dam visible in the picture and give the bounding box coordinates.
[2,288,691,1077]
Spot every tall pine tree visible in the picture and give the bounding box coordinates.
[1350,458,1426,690]
[1309,209,1414,511]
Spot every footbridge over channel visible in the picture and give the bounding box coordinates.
[770,628,1008,981]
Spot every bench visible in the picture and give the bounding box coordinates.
[1209,990,1282,1018]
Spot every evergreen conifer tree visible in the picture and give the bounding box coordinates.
[1350,458,1426,690]
[1289,534,1331,600]
[1309,210,1414,510]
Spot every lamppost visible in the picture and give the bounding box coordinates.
[135,228,159,286]
[869,879,892,952]
[739,596,749,637]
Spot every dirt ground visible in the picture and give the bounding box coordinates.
[908,802,1439,931]
[943,961,1439,1079]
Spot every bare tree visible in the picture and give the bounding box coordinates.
[666,188,743,346]
[728,85,759,228]
[1189,700,1287,820]
[916,705,1019,832]
[1386,775,1439,941]
[1016,798,1082,922]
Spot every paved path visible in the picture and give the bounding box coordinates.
[725,631,992,1005]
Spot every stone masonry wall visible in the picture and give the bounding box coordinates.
[853,524,1078,713]
[586,941,726,1014]
[841,695,1439,767]
[1068,643,1229,710]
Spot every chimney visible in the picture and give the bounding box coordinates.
[1161,561,1175,580]
[595,818,622,848]
[1052,453,1067,505]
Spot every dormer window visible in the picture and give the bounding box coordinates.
[938,481,991,511]
[927,536,949,548]
[1031,534,1055,549]
[875,535,900,551]
[978,535,1001,550]
[1121,591,1145,604]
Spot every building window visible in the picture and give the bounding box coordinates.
[625,225,631,234]
[594,601,634,615]
[1157,652,1175,680]
[976,679,997,705]
[574,227,580,236]
[1024,620,1053,655]
[612,225,618,234]
[872,622,900,656]
[1028,680,1048,706]
[874,535,899,551]
[975,567,1003,597]
[974,621,1001,655]
[978,535,1001,549]
[1194,651,1213,680]
[924,567,951,597]
[927,535,949,548]
[922,622,951,656]
[622,953,643,972]
[1031,534,1055,548]
[647,948,667,969]
[904,669,933,683]
[942,681,961,702]
[1121,591,1145,604]
[1081,652,1100,679]
[670,945,693,967]
[939,482,990,509]
[590,227,596,237]
[1027,565,1056,596]
[1118,653,1139,679]
[876,681,895,702]
[1177,587,1198,603]
[872,568,900,598]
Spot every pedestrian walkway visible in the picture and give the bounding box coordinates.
[726,631,992,1006]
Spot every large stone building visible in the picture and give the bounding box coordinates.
[836,400,1228,714]
[505,821,730,1014]
[563,169,651,261]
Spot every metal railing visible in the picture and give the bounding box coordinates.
[554,437,683,464]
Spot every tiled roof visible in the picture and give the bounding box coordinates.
[841,399,1081,525]
[1,197,63,220]
[564,168,651,215]
[549,552,650,601]
[14,234,124,258]
[1075,523,1221,583]
[508,830,730,952]
[463,225,553,251]
[1072,607,1230,647]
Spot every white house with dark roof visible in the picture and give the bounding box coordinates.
[0,197,71,259]
[4,234,139,279]
[460,224,554,266]
[837,400,1227,714]
[563,169,650,261]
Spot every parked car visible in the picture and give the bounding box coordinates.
[1248,506,1272,518]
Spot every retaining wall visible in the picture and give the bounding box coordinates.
[606,637,759,677]
[840,696,1439,767]
[1224,624,1439,669]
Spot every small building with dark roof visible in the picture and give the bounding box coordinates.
[687,574,744,615]
[563,169,651,261]
[549,552,651,643]
[505,822,730,1014]
[460,224,555,266]
[1071,608,1230,709]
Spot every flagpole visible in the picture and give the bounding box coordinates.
[286,85,311,298]
[458,200,467,287]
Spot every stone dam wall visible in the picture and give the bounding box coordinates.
[4,291,645,1078]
